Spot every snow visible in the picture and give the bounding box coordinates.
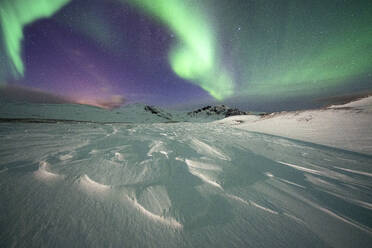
[216,96,372,155]
[0,102,249,123]
[0,97,371,247]
[0,102,178,123]
[329,95,372,111]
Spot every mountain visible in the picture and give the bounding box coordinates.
[1,97,371,154]
[0,102,251,123]
[0,102,177,123]
[187,105,250,119]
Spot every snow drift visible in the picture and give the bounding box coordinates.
[0,97,371,247]
[217,96,372,155]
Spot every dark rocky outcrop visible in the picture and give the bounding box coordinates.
[144,105,172,120]
[188,105,250,118]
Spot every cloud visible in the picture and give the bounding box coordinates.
[0,84,73,104]
[77,95,126,109]
[0,85,126,109]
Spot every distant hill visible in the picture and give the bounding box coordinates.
[216,96,372,155]
[188,105,250,119]
[0,102,253,124]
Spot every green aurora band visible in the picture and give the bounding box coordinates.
[1,0,371,100]
[124,0,372,100]
[124,0,234,100]
[0,0,70,79]
[221,0,372,98]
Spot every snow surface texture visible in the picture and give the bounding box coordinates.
[0,120,372,247]
[0,97,371,247]
[0,103,178,123]
[217,96,372,155]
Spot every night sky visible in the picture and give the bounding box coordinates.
[1,0,371,110]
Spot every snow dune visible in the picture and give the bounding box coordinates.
[124,194,183,229]
[78,174,110,194]
[217,96,372,155]
[0,97,371,247]
[34,161,62,182]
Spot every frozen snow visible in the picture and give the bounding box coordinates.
[329,95,372,111]
[217,96,372,155]
[0,97,371,247]
[0,102,179,123]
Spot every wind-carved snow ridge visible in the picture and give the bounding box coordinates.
[34,161,62,182]
[277,161,357,183]
[226,193,307,225]
[185,159,223,189]
[323,188,372,210]
[124,194,183,229]
[190,138,230,161]
[277,178,306,189]
[265,172,274,178]
[185,159,222,171]
[106,126,119,136]
[59,153,74,161]
[226,194,278,215]
[276,161,322,175]
[112,126,119,135]
[78,174,110,194]
[292,188,372,235]
[114,152,124,161]
[1,98,372,247]
[147,140,170,158]
[304,174,372,210]
[334,167,372,177]
[265,171,306,189]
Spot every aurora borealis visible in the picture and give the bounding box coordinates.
[0,0,71,78]
[226,0,372,98]
[125,0,234,100]
[0,0,371,109]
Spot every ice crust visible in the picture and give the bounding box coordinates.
[0,97,371,247]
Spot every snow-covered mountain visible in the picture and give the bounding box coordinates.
[0,102,250,123]
[216,96,372,155]
[187,105,250,120]
[0,102,178,123]
[1,97,371,154]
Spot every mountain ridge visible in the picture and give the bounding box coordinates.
[0,101,252,123]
